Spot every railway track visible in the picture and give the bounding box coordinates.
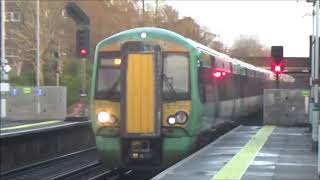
[1,147,106,180]
[0,147,136,180]
[0,120,246,180]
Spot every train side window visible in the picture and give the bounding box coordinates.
[210,56,215,67]
[229,62,233,73]
[213,57,225,69]
[198,53,212,103]
[198,61,207,103]
[224,62,231,73]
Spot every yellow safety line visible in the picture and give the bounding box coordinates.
[212,125,275,180]
[0,120,62,131]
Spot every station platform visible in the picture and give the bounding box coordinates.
[152,125,318,180]
[0,119,89,138]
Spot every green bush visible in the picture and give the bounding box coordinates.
[7,55,92,108]
[9,71,36,86]
[61,56,92,107]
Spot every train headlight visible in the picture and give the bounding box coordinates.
[167,116,176,125]
[98,111,110,123]
[97,111,117,124]
[175,111,188,124]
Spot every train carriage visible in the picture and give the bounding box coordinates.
[90,27,294,169]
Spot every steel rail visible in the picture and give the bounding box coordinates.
[46,160,101,180]
[1,147,97,177]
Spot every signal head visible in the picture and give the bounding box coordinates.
[76,29,90,58]
[271,46,283,61]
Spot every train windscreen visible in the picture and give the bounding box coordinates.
[163,53,189,100]
[95,52,121,100]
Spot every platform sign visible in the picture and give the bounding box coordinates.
[23,87,32,94]
[0,98,6,118]
[1,73,8,81]
[35,88,44,96]
[0,82,10,92]
[10,88,18,96]
[1,58,11,81]
[3,64,11,73]
[301,90,310,97]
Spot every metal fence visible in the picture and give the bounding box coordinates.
[2,86,66,121]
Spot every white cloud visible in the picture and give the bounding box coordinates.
[166,0,314,57]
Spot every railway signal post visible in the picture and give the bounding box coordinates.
[271,46,284,89]
[66,2,90,97]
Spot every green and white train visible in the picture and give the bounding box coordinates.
[90,27,294,169]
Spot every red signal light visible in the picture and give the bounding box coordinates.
[271,57,285,74]
[274,65,281,72]
[222,72,226,76]
[80,48,88,57]
[271,61,284,74]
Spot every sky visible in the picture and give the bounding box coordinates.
[164,0,315,57]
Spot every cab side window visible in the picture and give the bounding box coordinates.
[198,53,212,103]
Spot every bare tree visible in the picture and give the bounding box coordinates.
[78,0,141,45]
[7,0,72,85]
[211,40,228,54]
[229,35,269,58]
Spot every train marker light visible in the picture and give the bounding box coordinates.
[213,71,222,78]
[140,32,147,38]
[212,68,230,79]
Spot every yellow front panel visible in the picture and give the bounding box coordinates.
[126,54,155,133]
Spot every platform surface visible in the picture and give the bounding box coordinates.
[152,126,317,180]
[0,119,89,138]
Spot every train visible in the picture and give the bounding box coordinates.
[89,27,294,169]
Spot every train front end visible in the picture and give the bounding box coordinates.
[91,28,198,169]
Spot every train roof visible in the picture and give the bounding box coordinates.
[97,27,294,82]
[185,35,294,82]
[97,27,195,50]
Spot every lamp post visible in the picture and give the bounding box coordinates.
[36,0,40,87]
[0,0,12,119]
[314,0,320,176]
[36,0,41,114]
[1,0,4,61]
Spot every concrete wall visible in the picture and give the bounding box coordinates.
[264,89,309,126]
[3,86,66,121]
